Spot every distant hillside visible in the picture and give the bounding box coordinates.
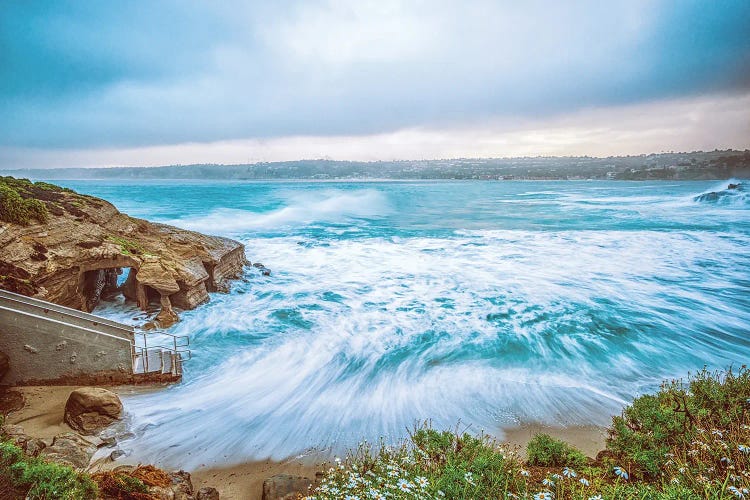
[4,150,749,181]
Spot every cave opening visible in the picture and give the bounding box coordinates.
[81,266,161,313]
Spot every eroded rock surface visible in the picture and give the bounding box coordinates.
[0,179,247,325]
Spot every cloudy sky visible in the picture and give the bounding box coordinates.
[1,0,749,168]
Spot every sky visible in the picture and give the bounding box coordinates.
[1,0,749,168]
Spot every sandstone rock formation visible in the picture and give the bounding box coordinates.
[64,387,123,435]
[0,177,247,326]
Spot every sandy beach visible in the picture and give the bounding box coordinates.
[3,385,608,500]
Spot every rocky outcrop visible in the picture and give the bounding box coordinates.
[197,487,221,500]
[104,466,212,500]
[40,432,98,469]
[262,474,316,500]
[64,387,123,435]
[0,178,247,326]
[1,423,46,457]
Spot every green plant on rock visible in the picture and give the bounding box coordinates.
[106,235,144,256]
[526,433,587,467]
[0,180,50,225]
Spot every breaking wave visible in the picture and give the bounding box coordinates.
[63,179,749,468]
[167,189,389,233]
[694,179,749,206]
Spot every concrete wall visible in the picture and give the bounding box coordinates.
[0,293,135,385]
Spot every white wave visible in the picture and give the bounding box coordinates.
[166,189,390,234]
[111,228,750,467]
[693,178,749,207]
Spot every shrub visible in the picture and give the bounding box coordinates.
[23,198,49,224]
[0,439,97,499]
[607,366,750,479]
[93,470,150,499]
[0,184,28,224]
[0,182,50,225]
[526,433,587,467]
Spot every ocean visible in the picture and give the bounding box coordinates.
[54,179,750,467]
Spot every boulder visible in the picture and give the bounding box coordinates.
[24,437,47,457]
[41,432,97,469]
[197,486,220,500]
[253,262,272,276]
[64,387,123,435]
[262,474,315,500]
[169,470,194,500]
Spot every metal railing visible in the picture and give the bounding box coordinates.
[132,330,192,375]
[0,289,189,378]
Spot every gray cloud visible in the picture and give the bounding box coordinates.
[1,0,749,151]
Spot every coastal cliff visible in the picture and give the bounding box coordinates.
[0,177,247,327]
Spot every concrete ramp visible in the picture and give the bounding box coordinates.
[0,289,184,385]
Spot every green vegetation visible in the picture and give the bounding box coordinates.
[608,366,750,483]
[311,366,750,499]
[0,439,97,499]
[0,177,54,225]
[313,428,524,499]
[106,235,144,256]
[526,433,587,467]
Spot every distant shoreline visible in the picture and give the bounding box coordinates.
[2,149,748,182]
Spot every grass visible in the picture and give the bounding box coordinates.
[309,366,750,499]
[106,235,145,256]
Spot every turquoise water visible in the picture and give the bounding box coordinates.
[56,179,750,467]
